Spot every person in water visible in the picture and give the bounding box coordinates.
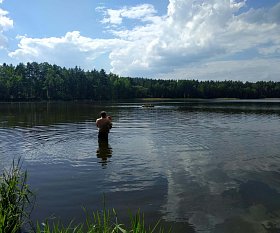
[96,111,112,141]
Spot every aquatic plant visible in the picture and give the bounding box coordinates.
[36,208,169,233]
[0,159,34,233]
[128,209,168,233]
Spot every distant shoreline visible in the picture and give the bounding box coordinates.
[1,97,280,105]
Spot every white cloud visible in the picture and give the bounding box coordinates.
[230,0,246,10]
[105,0,280,80]
[9,31,127,70]
[0,6,13,49]
[99,4,157,25]
[8,1,280,81]
[258,45,280,55]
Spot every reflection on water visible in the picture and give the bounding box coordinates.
[96,141,112,167]
[1,99,280,233]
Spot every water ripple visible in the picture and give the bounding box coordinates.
[1,100,280,233]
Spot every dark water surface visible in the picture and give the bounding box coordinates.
[1,99,280,233]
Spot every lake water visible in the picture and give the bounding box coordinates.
[1,99,280,233]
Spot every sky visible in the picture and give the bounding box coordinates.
[0,0,279,81]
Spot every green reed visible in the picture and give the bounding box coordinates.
[128,210,168,233]
[0,159,34,233]
[36,208,170,233]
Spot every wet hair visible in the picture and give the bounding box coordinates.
[100,111,107,118]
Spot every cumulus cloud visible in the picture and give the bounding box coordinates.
[0,6,13,49]
[9,0,280,81]
[98,1,275,79]
[99,4,157,25]
[9,31,127,70]
[105,0,280,80]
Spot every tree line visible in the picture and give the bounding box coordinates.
[0,62,279,101]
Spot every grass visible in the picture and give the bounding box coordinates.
[35,208,169,233]
[0,159,34,233]
[0,160,170,233]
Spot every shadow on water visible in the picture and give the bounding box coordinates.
[96,141,112,168]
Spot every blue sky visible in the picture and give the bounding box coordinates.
[0,0,279,81]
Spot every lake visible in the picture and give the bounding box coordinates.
[1,99,280,233]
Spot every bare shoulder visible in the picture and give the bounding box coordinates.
[96,117,102,126]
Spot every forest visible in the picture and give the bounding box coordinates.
[0,62,279,101]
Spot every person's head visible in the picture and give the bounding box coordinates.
[100,111,107,118]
